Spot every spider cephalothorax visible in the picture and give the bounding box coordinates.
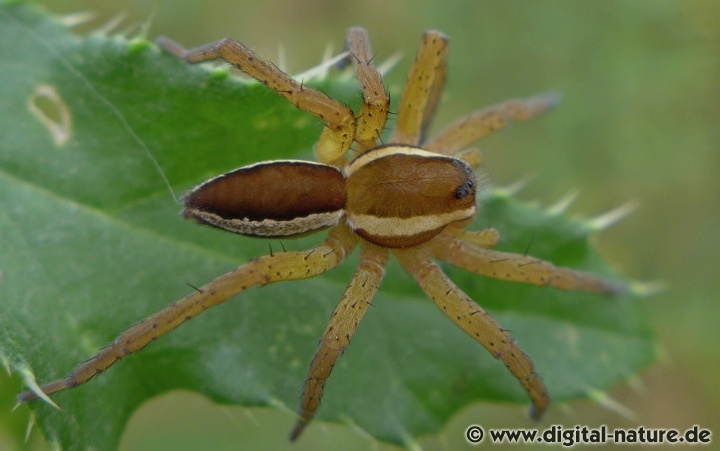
[19,27,621,440]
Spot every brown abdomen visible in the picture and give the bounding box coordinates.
[183,160,346,237]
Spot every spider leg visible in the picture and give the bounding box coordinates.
[18,226,357,403]
[394,247,549,419]
[429,230,624,293]
[425,93,560,154]
[290,242,389,441]
[445,226,500,248]
[390,31,449,146]
[157,37,356,165]
[346,28,390,152]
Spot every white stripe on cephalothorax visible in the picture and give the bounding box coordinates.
[346,206,476,238]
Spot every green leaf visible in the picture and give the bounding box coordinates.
[0,3,655,449]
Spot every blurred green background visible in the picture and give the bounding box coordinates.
[2,0,718,449]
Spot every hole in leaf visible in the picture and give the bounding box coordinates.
[27,84,72,147]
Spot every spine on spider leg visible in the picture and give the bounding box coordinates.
[18,228,356,403]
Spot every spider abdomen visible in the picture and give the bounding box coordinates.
[345,145,477,248]
[182,160,346,237]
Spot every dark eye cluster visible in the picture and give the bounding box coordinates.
[454,179,475,199]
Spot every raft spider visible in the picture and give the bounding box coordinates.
[18,27,622,440]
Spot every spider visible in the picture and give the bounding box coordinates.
[18,27,621,441]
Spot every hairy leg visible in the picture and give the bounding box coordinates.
[157,36,356,165]
[18,226,358,403]
[390,31,448,146]
[429,230,623,292]
[394,247,549,419]
[346,28,390,151]
[290,242,389,440]
[425,93,559,154]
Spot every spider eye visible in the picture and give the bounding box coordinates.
[455,179,475,199]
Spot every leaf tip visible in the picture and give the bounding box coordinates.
[584,200,638,232]
[399,431,423,451]
[629,279,667,297]
[136,5,159,42]
[491,174,536,198]
[625,373,646,394]
[377,51,404,77]
[17,366,61,410]
[1,353,11,377]
[24,409,36,443]
[586,388,636,420]
[57,10,95,28]
[93,12,127,35]
[267,396,292,414]
[293,50,351,82]
[546,189,580,215]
